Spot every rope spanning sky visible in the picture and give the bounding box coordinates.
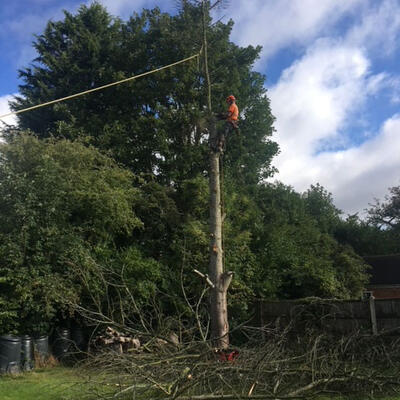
[0,0,399,216]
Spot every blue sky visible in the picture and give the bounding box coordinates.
[0,0,399,215]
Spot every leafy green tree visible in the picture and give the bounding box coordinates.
[334,214,399,256]
[367,186,400,231]
[302,183,341,234]
[335,185,400,256]
[0,134,157,335]
[247,183,369,300]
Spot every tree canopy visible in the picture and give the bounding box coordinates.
[11,2,277,185]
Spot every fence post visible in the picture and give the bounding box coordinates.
[369,295,378,335]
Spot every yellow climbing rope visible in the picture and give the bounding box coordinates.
[0,53,199,121]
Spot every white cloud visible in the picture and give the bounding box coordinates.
[269,38,400,215]
[270,40,375,157]
[225,0,363,63]
[0,95,17,127]
[346,0,400,56]
[305,115,400,215]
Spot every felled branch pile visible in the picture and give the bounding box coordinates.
[82,317,400,400]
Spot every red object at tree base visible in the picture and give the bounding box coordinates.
[217,349,239,362]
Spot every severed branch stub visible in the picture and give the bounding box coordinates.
[193,269,234,291]
[221,271,234,292]
[193,269,215,289]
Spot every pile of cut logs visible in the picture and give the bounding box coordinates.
[95,327,140,353]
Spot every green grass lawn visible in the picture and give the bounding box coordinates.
[0,366,105,400]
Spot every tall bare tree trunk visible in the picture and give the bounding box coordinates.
[208,145,233,349]
[202,0,233,349]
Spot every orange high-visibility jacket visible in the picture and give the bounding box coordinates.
[227,103,239,121]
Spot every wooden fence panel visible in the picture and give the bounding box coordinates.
[256,298,400,334]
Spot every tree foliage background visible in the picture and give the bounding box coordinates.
[0,1,383,336]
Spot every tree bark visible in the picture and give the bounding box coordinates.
[208,147,232,349]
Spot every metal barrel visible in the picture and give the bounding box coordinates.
[52,328,71,361]
[21,335,34,371]
[34,335,49,363]
[0,335,21,374]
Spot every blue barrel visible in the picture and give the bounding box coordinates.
[21,335,34,371]
[34,336,49,364]
[0,335,21,374]
[52,328,71,361]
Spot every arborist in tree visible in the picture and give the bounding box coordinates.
[215,95,239,152]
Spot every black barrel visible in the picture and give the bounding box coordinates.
[71,326,87,353]
[0,335,21,374]
[21,335,34,371]
[52,328,71,361]
[34,336,49,364]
